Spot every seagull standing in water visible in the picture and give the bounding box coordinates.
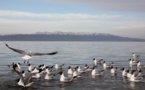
[5,43,58,63]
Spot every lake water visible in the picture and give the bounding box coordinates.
[0,41,145,90]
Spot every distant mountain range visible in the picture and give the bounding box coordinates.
[0,32,144,41]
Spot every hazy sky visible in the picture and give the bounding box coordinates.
[0,0,145,38]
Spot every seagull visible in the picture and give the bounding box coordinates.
[13,65,38,87]
[129,59,138,66]
[67,66,74,75]
[76,66,85,74]
[5,43,58,63]
[83,64,94,72]
[32,72,41,79]
[28,63,33,72]
[38,64,46,70]
[54,63,64,70]
[110,66,117,74]
[129,70,145,82]
[30,67,40,73]
[44,66,53,75]
[31,67,43,78]
[73,67,81,77]
[44,72,55,80]
[103,61,113,69]
[59,71,76,83]
[91,66,104,76]
[93,58,103,66]
[133,69,142,77]
[21,70,26,77]
[9,63,21,72]
[137,61,145,70]
[120,67,128,77]
[126,70,133,79]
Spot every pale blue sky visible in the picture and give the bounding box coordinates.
[0,0,145,38]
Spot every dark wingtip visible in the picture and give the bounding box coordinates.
[49,51,58,55]
[5,43,9,47]
[54,51,58,54]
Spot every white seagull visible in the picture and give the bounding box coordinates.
[13,65,38,87]
[7,62,21,71]
[91,66,104,76]
[54,63,64,70]
[59,71,76,83]
[129,70,145,82]
[76,66,85,74]
[5,43,58,63]
[67,66,74,75]
[83,64,94,72]
[93,58,103,66]
[110,66,117,74]
[120,67,128,77]
[44,72,55,80]
[103,61,113,69]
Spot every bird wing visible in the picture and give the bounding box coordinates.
[5,43,26,54]
[98,59,103,62]
[64,76,72,81]
[60,64,64,67]
[98,70,105,73]
[24,72,36,84]
[31,51,58,56]
[13,66,25,84]
[14,68,23,77]
[25,82,34,87]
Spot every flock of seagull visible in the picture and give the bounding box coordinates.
[4,43,145,88]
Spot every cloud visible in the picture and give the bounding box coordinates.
[45,0,145,12]
[0,10,122,20]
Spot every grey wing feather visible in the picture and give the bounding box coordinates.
[14,69,23,77]
[65,77,72,81]
[13,67,25,83]
[5,43,26,54]
[24,72,36,84]
[98,59,103,62]
[31,51,58,56]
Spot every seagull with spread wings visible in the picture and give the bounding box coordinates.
[5,43,58,63]
[13,64,41,87]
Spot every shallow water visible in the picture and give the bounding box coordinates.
[0,41,145,90]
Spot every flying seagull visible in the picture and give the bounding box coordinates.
[5,43,58,63]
